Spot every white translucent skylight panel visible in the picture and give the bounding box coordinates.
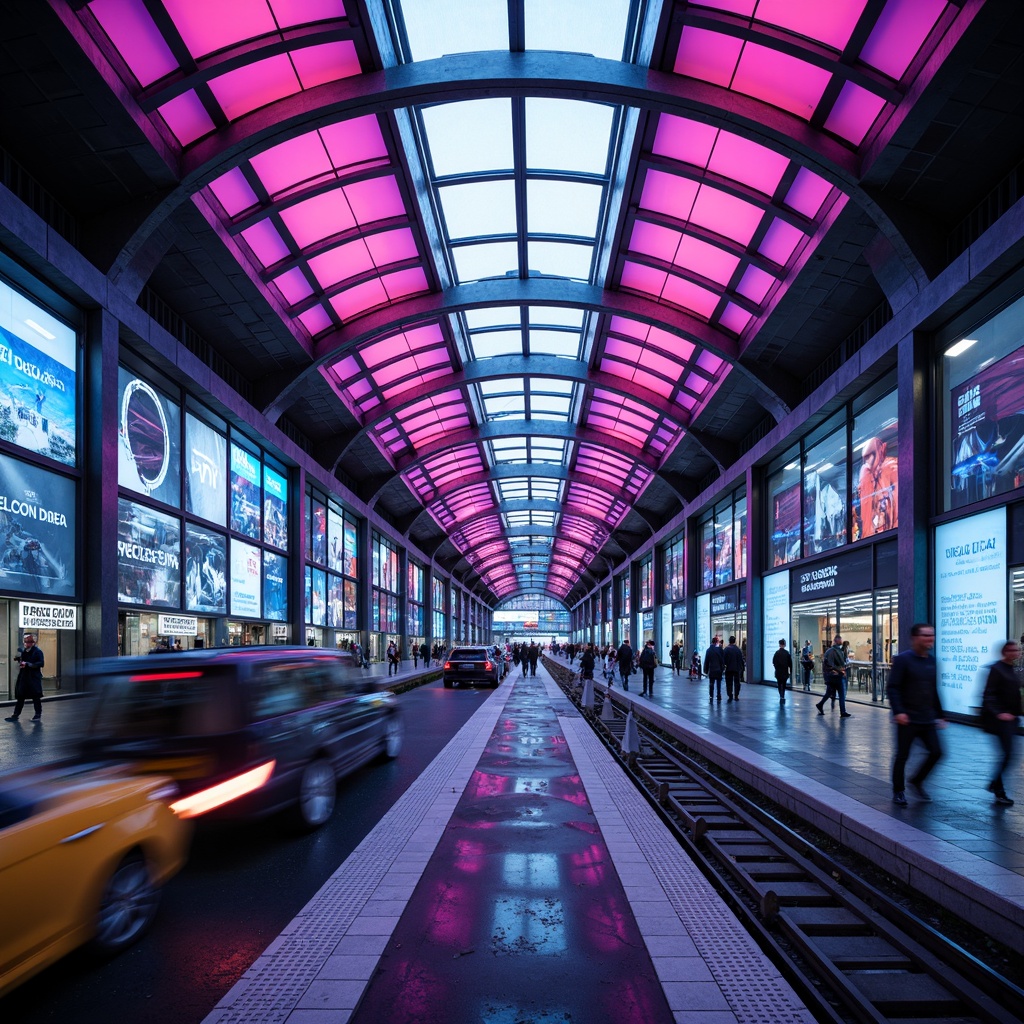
[526,100,614,174]
[527,328,584,359]
[527,180,602,237]
[529,395,571,420]
[528,242,593,280]
[453,242,518,282]
[529,307,584,329]
[532,377,575,395]
[478,380,517,397]
[491,440,529,463]
[524,0,631,61]
[399,0,507,61]
[439,180,517,238]
[422,99,513,175]
[470,330,523,359]
[531,440,568,462]
[498,480,531,501]
[466,307,519,329]
[484,395,526,420]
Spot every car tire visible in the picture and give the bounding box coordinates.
[382,714,403,759]
[443,679,454,688]
[296,758,336,829]
[92,852,160,955]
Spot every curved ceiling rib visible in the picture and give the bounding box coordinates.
[62,0,975,603]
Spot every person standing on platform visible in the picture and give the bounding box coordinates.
[578,643,596,684]
[888,623,944,806]
[817,635,852,717]
[772,639,792,704]
[800,640,815,690]
[981,640,1021,806]
[6,634,44,722]
[670,642,682,675]
[690,649,701,680]
[526,640,539,677]
[616,638,634,692]
[723,635,744,702]
[639,640,657,696]
[704,636,725,703]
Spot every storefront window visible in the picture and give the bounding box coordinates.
[700,518,715,590]
[118,368,180,505]
[944,293,1024,510]
[661,530,685,602]
[804,427,847,554]
[639,556,653,609]
[734,495,747,580]
[768,454,801,566]
[852,391,898,541]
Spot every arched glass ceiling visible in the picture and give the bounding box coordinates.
[68,0,968,602]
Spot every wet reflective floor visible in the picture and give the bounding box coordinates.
[351,674,673,1024]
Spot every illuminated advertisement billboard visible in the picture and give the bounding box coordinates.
[230,443,261,539]
[263,551,287,621]
[0,454,75,598]
[184,414,226,527]
[117,368,180,506]
[230,538,261,618]
[263,465,288,550]
[117,498,180,607]
[184,524,227,615]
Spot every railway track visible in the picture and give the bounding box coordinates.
[556,673,1024,1024]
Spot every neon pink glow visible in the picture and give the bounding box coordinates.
[861,0,947,80]
[646,326,694,361]
[720,303,753,336]
[697,351,724,374]
[675,234,740,285]
[207,169,258,217]
[709,131,790,195]
[662,273,720,319]
[344,176,405,223]
[158,91,215,145]
[164,0,276,59]
[753,0,867,51]
[620,261,666,298]
[241,220,289,269]
[690,186,763,246]
[90,0,177,87]
[298,305,331,336]
[629,220,679,263]
[309,237,375,288]
[292,41,360,90]
[208,54,306,122]
[382,267,429,301]
[319,116,388,169]
[737,265,775,304]
[329,277,388,321]
[785,167,833,219]
[331,355,360,383]
[652,115,718,168]
[674,26,743,88]
[824,81,887,145]
[639,169,698,219]
[280,193,357,247]
[759,218,805,266]
[607,316,646,341]
[251,134,338,197]
[732,43,832,120]
[272,267,313,305]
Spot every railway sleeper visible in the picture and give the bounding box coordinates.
[844,972,967,1016]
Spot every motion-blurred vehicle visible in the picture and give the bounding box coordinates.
[442,646,500,688]
[0,763,188,997]
[73,647,403,829]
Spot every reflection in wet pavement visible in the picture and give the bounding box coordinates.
[351,674,673,1024]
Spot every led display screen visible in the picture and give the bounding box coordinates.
[230,443,261,539]
[184,414,227,527]
[230,538,261,618]
[0,322,76,466]
[117,368,180,505]
[117,498,180,607]
[263,550,287,621]
[184,524,227,614]
[311,567,326,626]
[327,507,345,573]
[263,465,287,549]
[0,454,75,597]
[311,499,326,564]
[762,570,790,678]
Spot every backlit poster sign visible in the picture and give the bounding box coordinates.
[311,500,326,563]
[230,539,261,618]
[762,571,790,681]
[343,518,358,577]
[263,466,287,549]
[935,508,1006,717]
[229,444,261,539]
[117,498,180,607]
[184,524,227,614]
[327,507,344,573]
[950,344,1024,508]
[696,592,710,660]
[0,322,76,466]
[344,579,357,629]
[0,455,75,598]
[184,414,226,527]
[771,482,801,565]
[263,551,287,621]
[311,567,326,626]
[117,368,180,505]
[327,573,344,627]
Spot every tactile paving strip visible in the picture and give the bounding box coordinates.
[545,678,815,1024]
[203,682,516,1024]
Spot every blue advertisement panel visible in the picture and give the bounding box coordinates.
[327,507,345,573]
[184,524,227,614]
[117,498,180,607]
[311,567,326,626]
[762,570,790,679]
[311,500,326,564]
[263,466,288,550]
[327,573,344,627]
[0,323,76,466]
[230,443,261,539]
[0,454,75,597]
[263,551,287,621]
[117,368,181,505]
[184,414,227,527]
[230,538,261,618]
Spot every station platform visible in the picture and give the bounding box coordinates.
[194,659,1021,1024]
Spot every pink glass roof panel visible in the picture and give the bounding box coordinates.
[708,132,790,196]
[731,42,832,119]
[382,267,429,302]
[737,265,775,304]
[639,170,698,219]
[280,192,358,248]
[319,117,389,170]
[689,185,764,245]
[207,54,305,122]
[158,91,216,146]
[860,0,948,81]
[292,41,361,90]
[207,168,259,218]
[344,177,406,224]
[620,261,667,299]
[674,234,740,285]
[673,26,742,89]
[652,116,719,168]
[241,220,290,269]
[661,274,720,319]
[823,81,888,145]
[90,0,177,87]
[329,277,388,321]
[163,0,277,58]
[272,266,314,305]
[298,305,331,337]
[747,0,867,51]
[251,134,337,197]
[629,221,680,263]
[784,167,833,219]
[758,218,805,267]
[309,238,375,289]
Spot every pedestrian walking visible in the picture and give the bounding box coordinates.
[816,635,852,718]
[980,640,1021,806]
[6,633,44,722]
[639,640,657,696]
[723,635,744,701]
[616,638,634,692]
[703,637,725,703]
[772,639,792,704]
[800,640,814,690]
[888,624,945,806]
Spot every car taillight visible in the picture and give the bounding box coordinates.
[169,760,276,819]
[444,661,452,670]
[484,660,493,670]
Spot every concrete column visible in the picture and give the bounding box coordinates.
[745,465,762,682]
[290,466,307,644]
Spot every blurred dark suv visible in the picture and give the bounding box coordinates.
[442,647,500,688]
[72,646,402,829]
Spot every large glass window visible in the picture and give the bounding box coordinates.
[852,391,898,540]
[804,427,847,554]
[118,368,180,506]
[768,453,801,566]
[944,293,1024,510]
[699,490,746,588]
[184,413,227,527]
[639,555,653,610]
[661,530,685,603]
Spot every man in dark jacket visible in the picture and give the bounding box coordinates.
[578,644,596,681]
[616,639,634,692]
[772,639,792,704]
[638,640,657,696]
[981,640,1021,806]
[723,635,744,701]
[703,637,725,703]
[6,633,44,722]
[888,623,944,806]
[526,641,539,676]
[816,635,852,717]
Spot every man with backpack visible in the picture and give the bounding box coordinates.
[817,635,852,717]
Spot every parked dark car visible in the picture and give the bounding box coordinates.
[72,647,402,829]
[442,647,500,688]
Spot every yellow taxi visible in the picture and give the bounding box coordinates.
[0,762,190,997]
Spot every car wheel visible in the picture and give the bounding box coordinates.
[383,714,403,759]
[92,852,160,954]
[443,678,454,688]
[296,758,336,829]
